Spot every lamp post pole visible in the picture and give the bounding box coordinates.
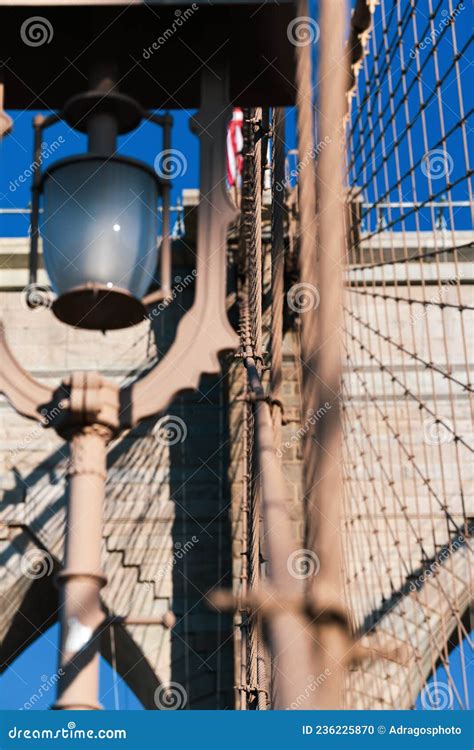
[55,428,108,710]
[52,374,120,710]
[86,61,119,155]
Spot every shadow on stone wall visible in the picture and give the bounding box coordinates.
[167,377,234,709]
[149,239,235,709]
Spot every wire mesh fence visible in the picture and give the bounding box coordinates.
[343,0,473,710]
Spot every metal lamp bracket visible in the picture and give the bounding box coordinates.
[0,328,119,437]
[1,64,239,432]
[121,63,239,426]
[0,324,54,422]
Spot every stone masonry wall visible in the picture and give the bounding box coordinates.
[0,233,234,709]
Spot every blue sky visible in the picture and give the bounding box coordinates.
[0,624,143,710]
[414,634,474,711]
[0,109,201,237]
[1,622,471,710]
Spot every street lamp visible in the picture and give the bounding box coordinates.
[0,60,240,711]
[28,62,171,329]
[41,155,161,328]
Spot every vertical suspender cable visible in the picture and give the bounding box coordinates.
[296,0,354,707]
[270,108,286,447]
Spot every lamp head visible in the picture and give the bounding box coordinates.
[40,155,162,330]
[28,60,167,330]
